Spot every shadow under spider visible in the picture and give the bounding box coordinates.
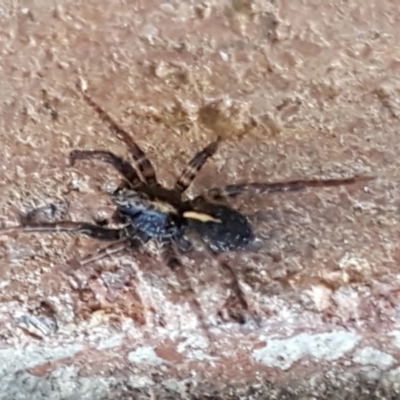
[1,85,374,336]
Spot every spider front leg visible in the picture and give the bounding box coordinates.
[70,150,141,187]
[78,236,144,266]
[174,136,222,193]
[201,175,374,201]
[78,89,158,185]
[1,220,126,241]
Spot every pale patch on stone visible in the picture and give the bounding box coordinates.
[128,346,165,365]
[162,378,194,393]
[331,286,360,321]
[389,330,400,348]
[177,334,217,361]
[252,331,360,370]
[385,366,400,382]
[126,375,156,389]
[338,252,371,273]
[97,334,124,350]
[307,284,332,311]
[0,343,84,377]
[352,346,395,370]
[4,366,112,400]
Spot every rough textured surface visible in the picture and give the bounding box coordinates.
[0,0,399,398]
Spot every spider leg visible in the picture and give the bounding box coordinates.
[201,175,374,201]
[217,259,250,313]
[199,242,260,325]
[79,238,135,266]
[70,150,141,187]
[174,136,222,193]
[79,90,158,185]
[1,221,125,241]
[162,241,212,340]
[217,258,261,325]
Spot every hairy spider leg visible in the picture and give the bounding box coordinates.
[202,175,374,201]
[174,136,222,193]
[70,150,141,187]
[162,241,213,341]
[216,258,250,314]
[79,238,141,266]
[1,221,125,241]
[198,240,260,325]
[79,90,158,185]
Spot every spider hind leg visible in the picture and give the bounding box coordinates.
[162,241,213,341]
[218,258,261,326]
[204,175,374,201]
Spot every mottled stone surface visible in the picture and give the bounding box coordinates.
[0,0,399,398]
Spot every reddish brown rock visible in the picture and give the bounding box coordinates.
[0,0,399,398]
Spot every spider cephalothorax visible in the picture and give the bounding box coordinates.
[111,187,182,239]
[1,86,373,328]
[110,183,255,253]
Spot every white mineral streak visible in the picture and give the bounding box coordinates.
[252,331,360,370]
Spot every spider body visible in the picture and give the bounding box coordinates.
[111,180,253,252]
[1,86,373,328]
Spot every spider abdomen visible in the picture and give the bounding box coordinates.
[185,202,254,252]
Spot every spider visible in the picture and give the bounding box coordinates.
[2,87,373,329]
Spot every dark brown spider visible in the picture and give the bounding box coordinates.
[2,87,373,329]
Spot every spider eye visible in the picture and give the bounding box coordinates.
[117,199,146,215]
[112,189,149,212]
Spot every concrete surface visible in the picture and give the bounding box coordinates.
[0,0,399,398]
